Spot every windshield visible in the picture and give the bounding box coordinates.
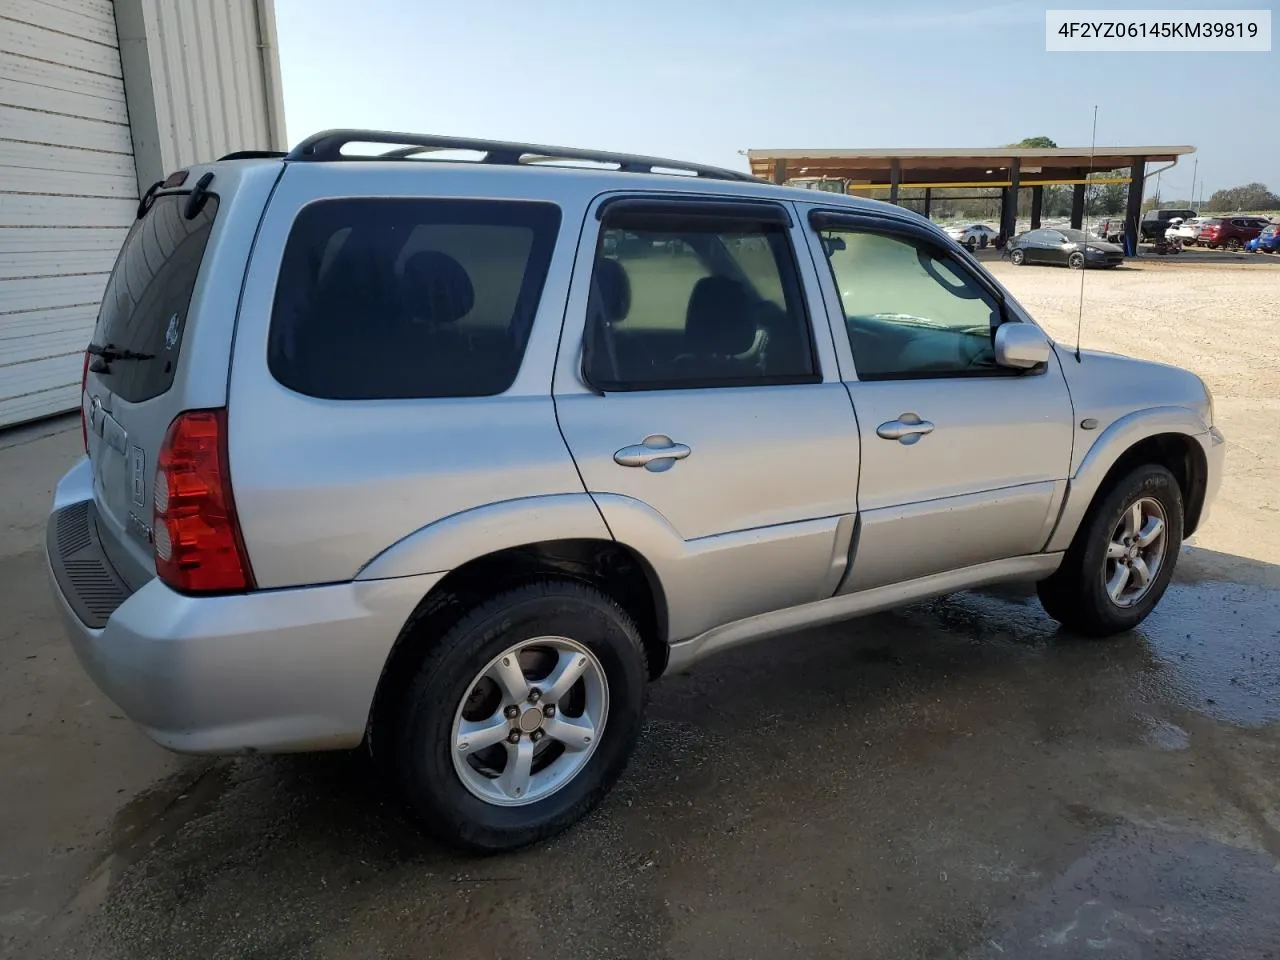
[1059,229,1090,242]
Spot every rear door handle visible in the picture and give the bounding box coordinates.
[614,435,691,472]
[876,413,935,445]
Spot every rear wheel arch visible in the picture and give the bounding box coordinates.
[367,538,668,755]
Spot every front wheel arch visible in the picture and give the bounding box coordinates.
[1065,432,1208,552]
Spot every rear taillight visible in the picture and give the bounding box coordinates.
[80,351,90,452]
[153,409,254,593]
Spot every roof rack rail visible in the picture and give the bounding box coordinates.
[218,150,288,161]
[284,129,761,183]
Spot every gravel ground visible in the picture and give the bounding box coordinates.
[1,258,1278,960]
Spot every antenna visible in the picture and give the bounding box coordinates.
[1074,104,1098,364]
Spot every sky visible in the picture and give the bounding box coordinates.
[273,0,1277,200]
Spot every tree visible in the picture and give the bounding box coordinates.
[1008,136,1058,148]
[1205,182,1280,212]
[1083,172,1127,217]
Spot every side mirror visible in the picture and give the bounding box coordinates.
[994,323,1050,370]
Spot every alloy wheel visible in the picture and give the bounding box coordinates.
[1102,497,1167,608]
[450,637,608,806]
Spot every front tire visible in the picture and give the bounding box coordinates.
[1009,248,1026,265]
[1225,237,1242,252]
[1068,251,1086,269]
[1037,464,1183,637]
[390,579,648,852]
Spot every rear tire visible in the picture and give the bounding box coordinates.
[389,579,648,852]
[1037,464,1183,637]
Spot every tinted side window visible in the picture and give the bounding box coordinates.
[584,207,817,391]
[819,229,1006,380]
[93,194,218,403]
[269,198,561,399]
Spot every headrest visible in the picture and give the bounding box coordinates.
[401,250,475,324]
[592,257,631,323]
[685,276,756,356]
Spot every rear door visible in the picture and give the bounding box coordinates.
[553,194,860,639]
[84,191,221,586]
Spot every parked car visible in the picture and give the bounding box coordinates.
[1166,217,1207,243]
[946,223,999,249]
[1198,216,1271,251]
[1007,228,1124,268]
[1245,223,1279,253]
[1140,208,1197,241]
[48,129,1224,852]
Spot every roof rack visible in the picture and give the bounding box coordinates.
[284,129,761,183]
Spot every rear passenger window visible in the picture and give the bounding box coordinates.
[269,198,561,399]
[584,204,817,391]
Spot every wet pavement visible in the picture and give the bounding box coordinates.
[3,395,1280,958]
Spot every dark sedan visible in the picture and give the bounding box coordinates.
[1007,228,1124,269]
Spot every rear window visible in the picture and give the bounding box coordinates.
[268,198,561,399]
[92,193,219,403]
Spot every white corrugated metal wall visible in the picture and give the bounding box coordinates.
[115,0,287,191]
[0,0,138,427]
[0,0,285,429]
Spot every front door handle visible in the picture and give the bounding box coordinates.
[614,435,691,472]
[876,413,935,445]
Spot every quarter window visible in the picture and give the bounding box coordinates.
[268,198,561,399]
[584,205,817,391]
[819,229,1008,380]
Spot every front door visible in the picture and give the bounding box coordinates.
[554,195,860,640]
[805,209,1075,592]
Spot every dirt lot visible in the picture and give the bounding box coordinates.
[1,258,1278,960]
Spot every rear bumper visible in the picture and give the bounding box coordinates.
[46,461,444,754]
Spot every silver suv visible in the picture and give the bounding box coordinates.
[47,130,1225,851]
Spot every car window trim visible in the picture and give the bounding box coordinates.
[581,197,821,394]
[595,195,793,226]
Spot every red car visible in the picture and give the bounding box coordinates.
[1196,216,1272,251]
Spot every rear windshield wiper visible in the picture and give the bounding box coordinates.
[88,342,155,363]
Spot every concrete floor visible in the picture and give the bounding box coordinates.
[2,261,1279,959]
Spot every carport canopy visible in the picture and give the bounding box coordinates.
[746,145,1196,252]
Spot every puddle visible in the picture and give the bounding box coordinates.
[932,577,1280,728]
[963,828,1280,959]
[1139,581,1280,726]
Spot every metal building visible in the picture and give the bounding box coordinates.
[747,145,1196,254]
[0,0,286,428]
